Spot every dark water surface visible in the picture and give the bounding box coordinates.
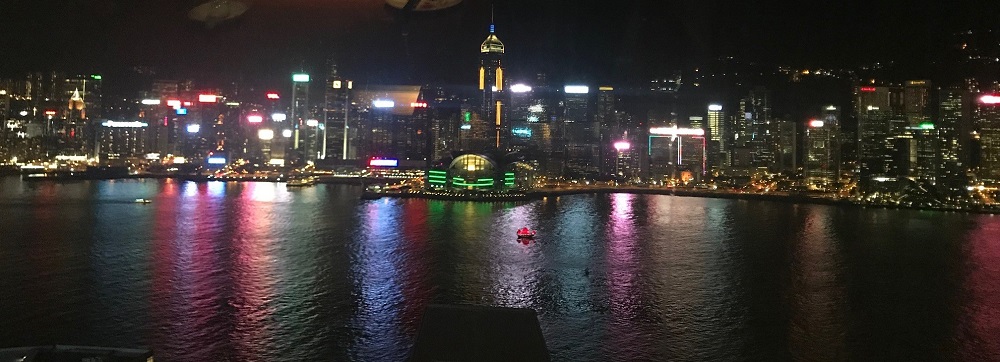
[0,178,998,361]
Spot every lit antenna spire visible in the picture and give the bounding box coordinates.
[490,3,495,33]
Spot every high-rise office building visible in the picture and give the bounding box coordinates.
[422,86,464,161]
[562,85,599,178]
[706,104,727,169]
[323,60,354,160]
[597,86,618,177]
[909,123,939,182]
[821,105,842,183]
[804,119,837,190]
[151,80,179,100]
[611,138,640,181]
[96,120,150,163]
[775,120,797,174]
[353,85,430,167]
[736,87,774,169]
[479,23,505,150]
[974,93,1000,185]
[937,88,968,189]
[855,84,902,178]
[63,74,102,120]
[290,72,310,162]
[648,126,707,182]
[58,74,102,156]
[904,80,932,127]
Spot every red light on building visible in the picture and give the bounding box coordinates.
[198,94,218,103]
[980,95,1000,105]
[266,92,280,100]
[860,87,877,92]
[410,102,428,108]
[44,110,56,116]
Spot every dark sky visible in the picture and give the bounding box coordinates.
[1,0,995,89]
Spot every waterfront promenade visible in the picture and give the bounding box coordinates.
[12,172,999,214]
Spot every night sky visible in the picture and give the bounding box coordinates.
[1,0,995,90]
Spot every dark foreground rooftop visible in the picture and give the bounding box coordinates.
[409,304,550,362]
[0,345,153,362]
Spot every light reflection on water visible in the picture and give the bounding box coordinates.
[0,178,998,361]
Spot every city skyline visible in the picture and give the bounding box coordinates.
[3,0,1000,212]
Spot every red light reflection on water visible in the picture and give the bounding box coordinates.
[398,200,433,335]
[959,217,1000,359]
[150,182,180,358]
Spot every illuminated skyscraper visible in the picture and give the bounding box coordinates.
[479,23,505,149]
[804,119,836,189]
[96,120,150,162]
[323,60,354,160]
[909,123,939,182]
[648,126,707,182]
[563,85,598,178]
[290,72,310,162]
[821,105,842,182]
[974,93,1000,185]
[855,84,902,178]
[597,86,619,176]
[937,88,968,189]
[775,120,797,174]
[904,80,932,127]
[735,87,773,169]
[706,104,727,169]
[353,85,430,166]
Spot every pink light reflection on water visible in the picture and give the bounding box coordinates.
[229,182,278,360]
[605,193,643,356]
[154,181,230,361]
[150,181,181,359]
[958,217,1000,359]
[787,206,846,360]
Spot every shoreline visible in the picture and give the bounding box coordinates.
[9,175,997,215]
[16,173,394,185]
[364,188,1000,215]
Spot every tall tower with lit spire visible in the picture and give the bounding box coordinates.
[479,18,505,150]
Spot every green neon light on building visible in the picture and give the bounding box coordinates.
[452,176,495,188]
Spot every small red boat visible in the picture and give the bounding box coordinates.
[517,227,536,239]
